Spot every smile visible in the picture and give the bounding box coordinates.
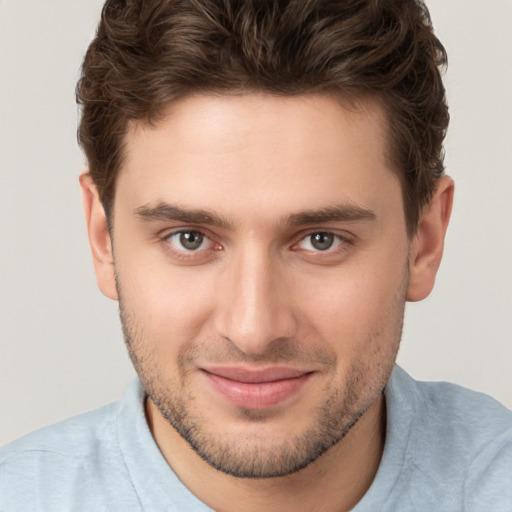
[200,366,314,409]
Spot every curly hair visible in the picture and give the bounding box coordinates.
[77,0,448,234]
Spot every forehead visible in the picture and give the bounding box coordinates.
[117,93,401,226]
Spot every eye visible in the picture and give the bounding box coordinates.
[298,232,343,252]
[167,230,211,252]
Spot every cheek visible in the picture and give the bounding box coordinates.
[298,258,407,354]
[116,255,218,353]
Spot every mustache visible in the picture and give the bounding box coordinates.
[117,285,337,371]
[177,336,337,369]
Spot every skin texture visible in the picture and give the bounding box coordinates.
[81,93,453,512]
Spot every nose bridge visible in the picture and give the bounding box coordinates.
[215,240,296,355]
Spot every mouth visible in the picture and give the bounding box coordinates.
[200,366,314,409]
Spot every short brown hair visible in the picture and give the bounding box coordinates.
[77,0,448,234]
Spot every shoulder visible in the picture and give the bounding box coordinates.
[463,424,512,510]
[389,366,512,442]
[0,400,120,464]
[387,367,512,509]
[0,399,136,511]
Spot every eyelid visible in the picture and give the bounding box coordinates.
[296,228,350,242]
[169,230,211,251]
[160,226,214,242]
[157,226,353,262]
[291,229,353,254]
[160,227,222,259]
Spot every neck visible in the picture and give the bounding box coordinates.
[146,395,385,512]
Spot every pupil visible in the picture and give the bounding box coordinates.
[311,232,333,251]
[180,231,203,250]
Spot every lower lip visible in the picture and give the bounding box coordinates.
[202,371,312,409]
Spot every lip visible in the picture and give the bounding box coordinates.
[201,366,313,409]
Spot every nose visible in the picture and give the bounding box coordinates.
[214,243,298,356]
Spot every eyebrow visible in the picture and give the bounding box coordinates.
[134,202,234,229]
[285,204,376,226]
[134,202,376,228]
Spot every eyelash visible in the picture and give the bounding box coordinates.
[161,230,220,261]
[160,228,351,261]
[293,232,346,253]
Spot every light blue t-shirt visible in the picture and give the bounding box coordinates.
[1,366,511,511]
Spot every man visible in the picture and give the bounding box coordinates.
[1,0,510,510]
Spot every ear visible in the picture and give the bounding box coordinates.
[407,176,454,302]
[79,172,118,301]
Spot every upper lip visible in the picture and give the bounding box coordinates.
[201,366,311,383]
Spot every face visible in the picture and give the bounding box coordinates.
[109,93,410,478]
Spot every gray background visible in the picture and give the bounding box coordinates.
[1,0,511,445]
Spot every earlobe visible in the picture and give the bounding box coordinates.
[407,176,454,302]
[79,172,119,301]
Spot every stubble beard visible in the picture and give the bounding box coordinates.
[116,273,406,479]
[143,363,374,479]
